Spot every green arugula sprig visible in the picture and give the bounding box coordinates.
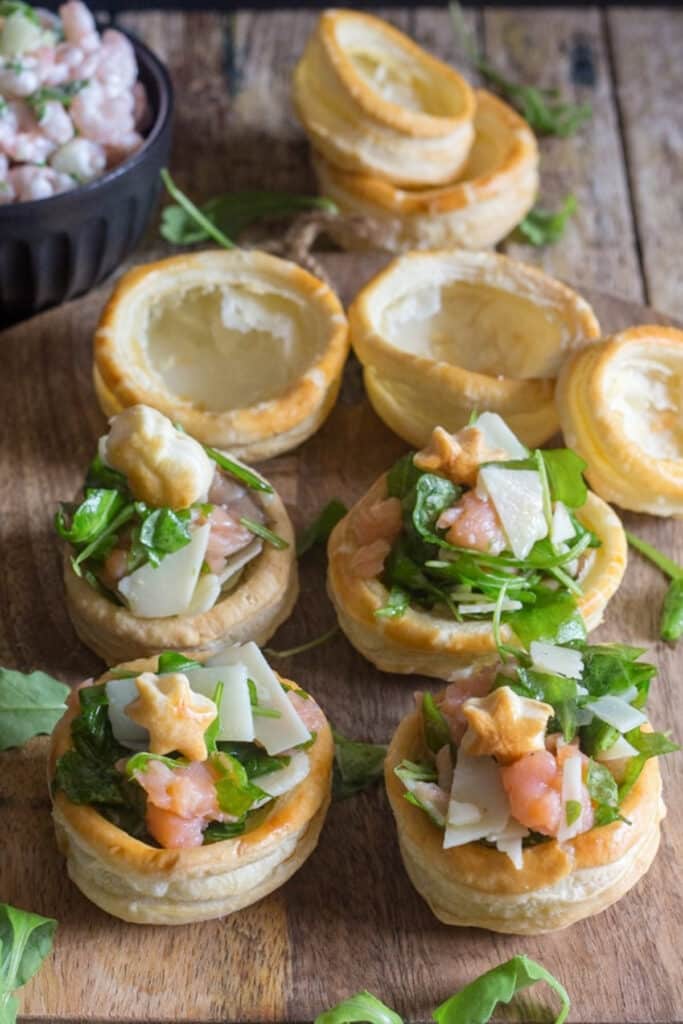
[449,1,591,137]
[0,667,69,751]
[625,531,683,642]
[160,169,338,249]
[0,903,57,1024]
[297,499,348,556]
[315,956,569,1024]
[518,195,578,247]
[332,729,387,800]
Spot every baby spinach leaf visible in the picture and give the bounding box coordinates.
[433,954,570,1024]
[297,499,348,556]
[211,752,266,816]
[411,474,459,539]
[0,903,56,1024]
[55,489,125,545]
[386,452,421,500]
[315,991,403,1024]
[374,585,410,619]
[132,506,192,567]
[619,729,680,801]
[518,196,577,247]
[240,516,289,550]
[540,449,588,508]
[0,668,69,751]
[216,740,290,779]
[422,692,451,754]
[69,502,136,577]
[580,718,619,757]
[580,645,655,705]
[332,730,387,801]
[84,454,129,492]
[508,589,586,646]
[54,749,126,805]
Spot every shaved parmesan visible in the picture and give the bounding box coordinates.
[474,413,529,460]
[256,751,310,796]
[488,818,529,870]
[185,572,221,616]
[557,753,584,842]
[106,676,148,749]
[477,467,547,560]
[530,641,584,679]
[218,537,263,585]
[458,600,522,615]
[551,502,575,546]
[584,696,647,733]
[205,642,311,754]
[596,735,639,762]
[443,752,510,849]
[118,523,211,618]
[184,664,254,743]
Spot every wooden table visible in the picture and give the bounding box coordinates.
[107,4,683,320]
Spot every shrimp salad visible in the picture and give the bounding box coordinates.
[55,406,286,619]
[349,412,598,644]
[0,0,148,203]
[395,640,677,867]
[53,645,324,849]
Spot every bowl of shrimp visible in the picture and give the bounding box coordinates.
[0,0,173,326]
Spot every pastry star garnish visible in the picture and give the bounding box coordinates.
[461,685,553,764]
[414,425,506,487]
[124,672,217,762]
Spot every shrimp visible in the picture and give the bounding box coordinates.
[1,99,57,163]
[437,666,496,743]
[59,1,99,52]
[204,506,253,573]
[95,28,137,96]
[0,57,41,98]
[501,745,594,838]
[8,163,72,200]
[38,99,74,145]
[135,760,225,850]
[50,136,106,180]
[438,491,507,555]
[349,537,392,579]
[69,79,135,145]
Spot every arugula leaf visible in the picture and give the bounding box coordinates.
[375,585,410,619]
[210,752,266,816]
[265,625,339,659]
[204,681,223,755]
[625,531,682,580]
[540,449,588,508]
[315,991,403,1024]
[433,954,570,1024]
[55,489,125,545]
[161,187,338,246]
[124,752,183,777]
[202,445,273,493]
[619,729,680,801]
[580,717,619,757]
[157,652,203,674]
[69,502,136,577]
[0,903,56,1024]
[0,668,69,751]
[587,759,620,815]
[394,759,437,786]
[332,729,386,800]
[518,196,577,247]
[411,474,459,539]
[580,645,655,705]
[422,692,451,754]
[160,169,235,249]
[216,740,290,779]
[130,506,192,567]
[625,532,683,642]
[84,454,129,492]
[239,516,289,550]
[202,820,246,844]
[296,499,348,556]
[565,799,582,826]
[508,589,586,646]
[386,452,421,500]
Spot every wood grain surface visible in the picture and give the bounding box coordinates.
[0,252,681,1024]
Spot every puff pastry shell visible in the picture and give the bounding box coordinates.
[385,706,665,934]
[49,658,333,925]
[293,9,475,187]
[94,250,350,461]
[64,476,298,666]
[312,91,538,253]
[349,250,601,449]
[557,325,683,516]
[327,475,627,679]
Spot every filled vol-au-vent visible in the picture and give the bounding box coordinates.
[57,405,297,664]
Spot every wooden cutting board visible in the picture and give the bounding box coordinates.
[1,253,681,1024]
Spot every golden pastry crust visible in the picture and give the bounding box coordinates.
[293,9,475,187]
[385,708,664,934]
[312,91,538,252]
[557,326,683,516]
[327,475,627,680]
[63,483,298,665]
[94,250,349,461]
[48,660,334,925]
[348,248,601,450]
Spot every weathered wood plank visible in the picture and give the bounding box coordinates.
[607,7,683,320]
[483,7,644,305]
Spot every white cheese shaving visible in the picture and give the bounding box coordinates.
[458,599,522,615]
[184,664,255,743]
[105,677,148,749]
[557,753,584,842]
[596,735,640,762]
[443,752,510,849]
[477,467,548,560]
[474,413,529,460]
[256,750,310,796]
[551,502,576,546]
[584,696,647,733]
[118,523,211,618]
[530,641,584,679]
[185,572,221,616]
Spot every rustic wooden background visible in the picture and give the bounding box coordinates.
[1,5,682,1023]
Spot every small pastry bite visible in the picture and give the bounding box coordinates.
[556,325,683,516]
[349,249,600,449]
[293,9,475,187]
[56,405,297,664]
[327,414,626,679]
[312,91,538,253]
[386,640,677,934]
[49,643,333,924]
[94,250,349,460]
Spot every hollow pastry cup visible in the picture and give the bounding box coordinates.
[556,325,683,517]
[327,475,627,680]
[348,249,601,449]
[94,250,350,460]
[293,9,475,187]
[63,475,298,665]
[312,90,538,253]
[48,658,334,925]
[385,703,664,934]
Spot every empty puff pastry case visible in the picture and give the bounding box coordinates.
[327,414,626,679]
[49,643,333,924]
[93,250,349,460]
[557,325,683,516]
[385,637,673,934]
[57,405,297,664]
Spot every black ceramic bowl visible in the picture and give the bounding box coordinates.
[0,32,173,328]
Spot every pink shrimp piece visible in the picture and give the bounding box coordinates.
[205,506,253,573]
[351,497,402,546]
[39,99,74,145]
[501,748,594,838]
[0,58,41,98]
[145,804,206,849]
[440,491,507,554]
[349,538,392,579]
[8,164,72,201]
[287,691,326,732]
[50,136,106,181]
[437,666,496,743]
[95,28,137,96]
[104,130,142,168]
[59,1,100,52]
[136,761,223,849]
[208,470,247,507]
[70,81,135,145]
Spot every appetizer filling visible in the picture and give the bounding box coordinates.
[55,405,288,618]
[352,413,598,646]
[0,0,148,204]
[53,643,322,849]
[395,641,677,867]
